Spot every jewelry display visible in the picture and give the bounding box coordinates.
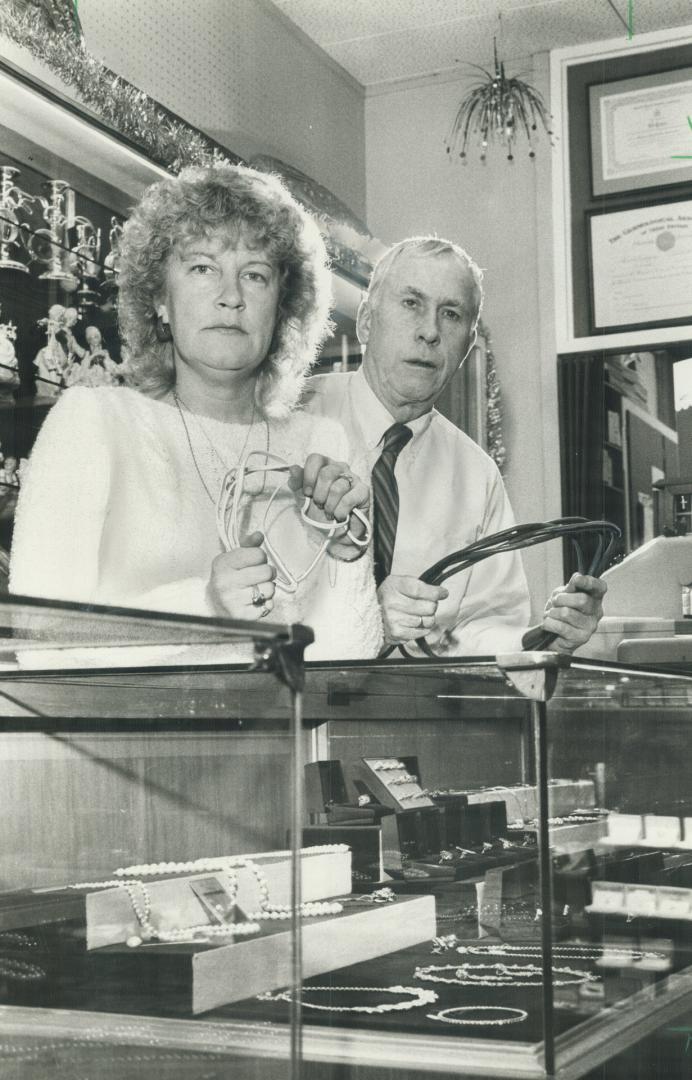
[0,958,46,982]
[121,879,261,946]
[426,1005,528,1027]
[343,887,396,905]
[414,962,598,988]
[455,942,666,964]
[390,773,418,786]
[0,165,34,273]
[76,848,346,945]
[258,984,438,1014]
[111,843,348,878]
[0,931,38,949]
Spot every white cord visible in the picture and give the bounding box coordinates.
[217,450,371,591]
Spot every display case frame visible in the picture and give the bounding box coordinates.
[2,617,692,1079]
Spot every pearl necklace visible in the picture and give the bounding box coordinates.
[72,848,347,944]
[120,860,342,944]
[414,962,598,988]
[121,879,262,945]
[112,845,348,878]
[427,1006,528,1027]
[0,958,46,982]
[258,984,438,1014]
[455,943,666,963]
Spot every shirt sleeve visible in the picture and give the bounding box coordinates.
[9,389,112,605]
[426,467,531,658]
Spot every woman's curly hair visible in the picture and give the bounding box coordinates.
[117,163,333,417]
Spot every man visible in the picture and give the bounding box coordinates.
[304,236,605,656]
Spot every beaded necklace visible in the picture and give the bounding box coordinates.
[414,962,598,988]
[455,942,666,964]
[258,984,438,1014]
[427,1006,528,1027]
[0,958,45,982]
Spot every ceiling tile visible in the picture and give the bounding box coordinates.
[272,0,692,86]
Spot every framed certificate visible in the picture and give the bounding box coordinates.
[589,68,692,196]
[587,197,692,332]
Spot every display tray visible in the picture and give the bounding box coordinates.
[0,916,682,1043]
[222,938,687,1044]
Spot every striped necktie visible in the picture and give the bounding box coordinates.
[372,422,413,586]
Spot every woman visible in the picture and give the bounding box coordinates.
[10,164,382,660]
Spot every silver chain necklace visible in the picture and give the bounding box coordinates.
[172,389,268,505]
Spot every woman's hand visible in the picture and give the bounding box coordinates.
[207,531,277,619]
[288,454,371,560]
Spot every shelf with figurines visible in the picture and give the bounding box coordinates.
[0,161,126,410]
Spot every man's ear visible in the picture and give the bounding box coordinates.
[462,325,478,362]
[356,298,371,346]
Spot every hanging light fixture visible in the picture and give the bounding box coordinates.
[445,37,552,163]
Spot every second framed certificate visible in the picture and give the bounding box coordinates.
[588,197,692,333]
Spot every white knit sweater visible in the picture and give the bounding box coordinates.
[10,386,383,661]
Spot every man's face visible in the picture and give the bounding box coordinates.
[358,250,478,419]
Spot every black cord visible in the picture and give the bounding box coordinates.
[382,517,621,659]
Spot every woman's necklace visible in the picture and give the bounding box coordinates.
[172,389,268,505]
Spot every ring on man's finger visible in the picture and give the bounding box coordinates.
[336,471,354,489]
[417,615,425,629]
[251,584,267,607]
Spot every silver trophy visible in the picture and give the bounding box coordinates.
[103,216,123,279]
[0,165,34,273]
[26,179,79,290]
[71,216,102,310]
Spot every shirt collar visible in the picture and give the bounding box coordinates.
[351,366,435,450]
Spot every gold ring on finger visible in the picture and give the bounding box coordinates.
[417,615,425,629]
[336,471,354,489]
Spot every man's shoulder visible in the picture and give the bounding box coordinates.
[302,371,355,413]
[428,410,501,475]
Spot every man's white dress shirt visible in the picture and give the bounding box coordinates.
[304,368,531,656]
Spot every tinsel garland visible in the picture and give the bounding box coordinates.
[0,2,239,174]
[478,321,506,474]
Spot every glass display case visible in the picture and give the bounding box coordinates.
[2,597,692,1079]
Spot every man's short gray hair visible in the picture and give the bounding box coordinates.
[367,235,484,326]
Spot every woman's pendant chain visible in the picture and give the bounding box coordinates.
[172,389,268,505]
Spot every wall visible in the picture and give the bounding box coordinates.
[76,0,366,220]
[364,55,561,611]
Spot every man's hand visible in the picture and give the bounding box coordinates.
[289,453,371,560]
[207,532,277,619]
[378,574,449,646]
[540,573,607,653]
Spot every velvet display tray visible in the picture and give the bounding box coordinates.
[0,919,672,1045]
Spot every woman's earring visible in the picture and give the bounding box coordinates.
[155,315,173,342]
